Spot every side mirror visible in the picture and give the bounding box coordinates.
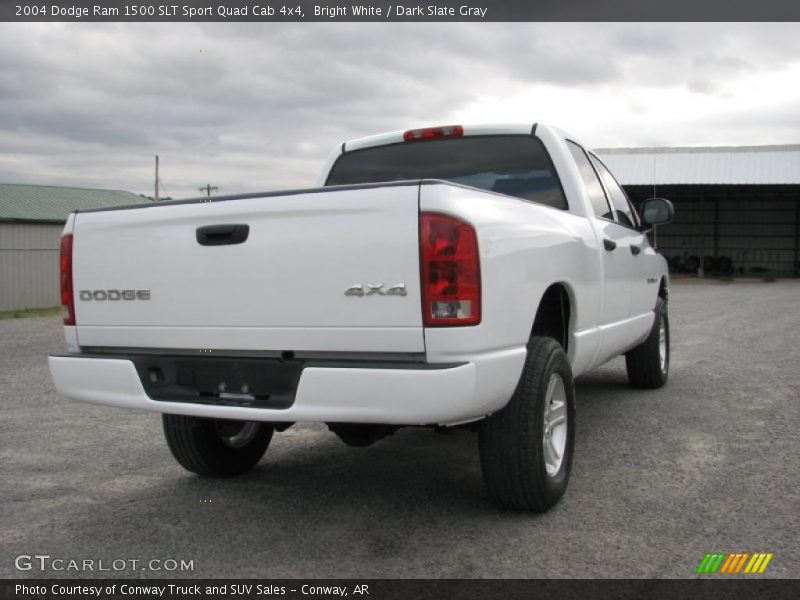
[641,197,675,227]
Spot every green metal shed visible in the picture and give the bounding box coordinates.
[0,183,150,311]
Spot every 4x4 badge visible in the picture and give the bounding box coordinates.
[345,283,407,297]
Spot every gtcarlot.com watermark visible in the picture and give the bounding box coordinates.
[15,554,194,572]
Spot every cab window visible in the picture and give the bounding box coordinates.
[589,155,640,229]
[326,135,568,210]
[566,141,613,220]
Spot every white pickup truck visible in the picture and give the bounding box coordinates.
[49,123,674,512]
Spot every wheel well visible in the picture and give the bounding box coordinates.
[531,284,571,351]
[659,277,668,302]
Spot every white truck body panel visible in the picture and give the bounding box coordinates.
[419,180,654,379]
[50,122,668,426]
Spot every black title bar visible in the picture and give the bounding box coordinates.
[2,0,800,22]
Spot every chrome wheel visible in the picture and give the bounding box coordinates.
[543,373,568,477]
[214,421,260,449]
[658,315,667,372]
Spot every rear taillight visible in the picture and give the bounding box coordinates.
[419,213,481,326]
[60,234,75,325]
[403,125,463,142]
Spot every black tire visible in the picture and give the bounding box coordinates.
[479,337,576,512]
[162,415,273,477]
[625,297,669,389]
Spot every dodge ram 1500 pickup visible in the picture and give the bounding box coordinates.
[49,123,674,512]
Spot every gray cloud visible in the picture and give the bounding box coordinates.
[0,22,798,197]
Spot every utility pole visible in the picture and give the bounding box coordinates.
[154,155,159,202]
[199,184,218,197]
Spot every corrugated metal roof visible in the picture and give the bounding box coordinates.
[0,183,148,223]
[594,144,800,186]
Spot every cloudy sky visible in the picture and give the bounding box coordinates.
[0,22,798,198]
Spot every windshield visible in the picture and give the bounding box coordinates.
[325,135,567,210]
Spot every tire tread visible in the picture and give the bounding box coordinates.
[479,336,575,512]
[162,415,272,477]
[625,298,669,389]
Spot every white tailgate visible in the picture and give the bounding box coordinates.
[72,185,424,353]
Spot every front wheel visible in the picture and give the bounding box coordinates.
[625,297,669,389]
[479,337,576,512]
[162,415,273,477]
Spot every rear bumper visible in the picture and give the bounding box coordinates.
[48,349,525,426]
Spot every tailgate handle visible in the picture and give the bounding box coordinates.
[196,224,249,246]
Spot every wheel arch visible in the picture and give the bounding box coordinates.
[530,282,574,353]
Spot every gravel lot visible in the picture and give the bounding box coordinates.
[1,280,798,579]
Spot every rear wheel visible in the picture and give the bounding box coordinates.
[162,415,273,477]
[479,337,576,512]
[625,297,669,389]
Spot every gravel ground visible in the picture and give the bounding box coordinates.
[1,280,798,579]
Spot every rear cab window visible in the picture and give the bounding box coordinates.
[326,135,569,210]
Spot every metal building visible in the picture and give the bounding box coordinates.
[0,183,148,311]
[596,144,800,278]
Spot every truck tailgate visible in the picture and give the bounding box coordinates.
[71,184,424,353]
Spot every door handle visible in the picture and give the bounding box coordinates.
[196,224,250,246]
[603,239,617,251]
[630,244,641,255]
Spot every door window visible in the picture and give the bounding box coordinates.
[566,141,613,220]
[589,155,640,229]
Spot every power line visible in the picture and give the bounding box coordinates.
[158,178,172,200]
